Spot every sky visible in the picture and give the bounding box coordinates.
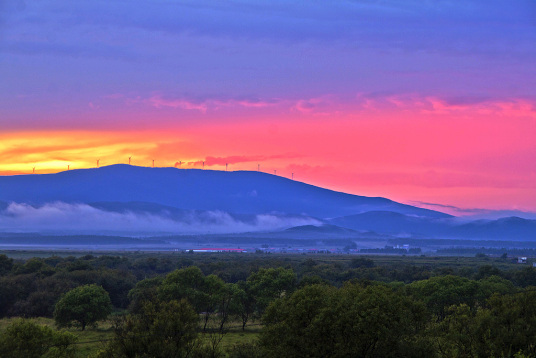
[0,0,535,215]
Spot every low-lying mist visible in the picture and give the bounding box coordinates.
[0,202,321,236]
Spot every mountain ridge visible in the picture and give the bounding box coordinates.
[0,164,448,219]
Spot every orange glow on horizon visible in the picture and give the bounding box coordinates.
[1,99,535,213]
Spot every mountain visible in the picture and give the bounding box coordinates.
[0,164,448,219]
[449,217,536,240]
[330,211,536,241]
[285,224,358,235]
[329,211,452,236]
[0,166,534,242]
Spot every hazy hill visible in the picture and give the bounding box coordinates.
[329,211,536,241]
[449,217,536,240]
[0,165,447,219]
[329,211,452,236]
[285,224,358,235]
[3,165,534,241]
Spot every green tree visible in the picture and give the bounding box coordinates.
[261,283,430,358]
[0,254,13,275]
[431,304,478,358]
[474,289,536,357]
[128,276,164,313]
[261,284,336,358]
[247,267,296,315]
[54,284,112,330]
[406,275,479,319]
[332,284,430,358]
[349,257,375,268]
[14,258,55,276]
[158,266,226,331]
[97,299,199,358]
[476,275,516,301]
[232,281,256,331]
[0,318,77,358]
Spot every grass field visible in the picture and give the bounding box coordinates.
[0,316,261,357]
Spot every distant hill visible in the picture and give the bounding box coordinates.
[0,233,167,246]
[3,165,533,241]
[449,217,536,240]
[0,164,447,219]
[285,224,358,235]
[329,211,536,241]
[329,211,452,236]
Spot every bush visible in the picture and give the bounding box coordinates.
[0,318,77,358]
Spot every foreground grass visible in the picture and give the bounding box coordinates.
[203,322,262,350]
[0,317,114,357]
[0,317,261,357]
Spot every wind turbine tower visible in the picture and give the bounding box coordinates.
[97,159,99,168]
[32,167,35,174]
[152,159,155,168]
[292,172,294,180]
[202,161,205,169]
[129,156,131,165]
[226,163,228,171]
[258,164,260,171]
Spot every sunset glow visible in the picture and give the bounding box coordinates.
[1,0,535,214]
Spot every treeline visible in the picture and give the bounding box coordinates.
[2,253,536,356]
[97,268,536,357]
[437,247,536,256]
[259,280,536,358]
[2,253,536,319]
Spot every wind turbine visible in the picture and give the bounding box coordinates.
[202,161,205,169]
[97,159,99,168]
[32,167,35,174]
[292,172,294,180]
[226,163,228,171]
[258,164,260,171]
[68,164,70,171]
[152,159,155,168]
[274,170,276,175]
[128,156,131,165]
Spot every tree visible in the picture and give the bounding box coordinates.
[261,283,430,358]
[406,275,479,320]
[0,318,77,358]
[232,281,256,331]
[158,266,226,331]
[474,289,536,358]
[349,257,375,269]
[247,267,296,315]
[128,276,164,313]
[261,284,335,358]
[54,284,112,330]
[430,304,478,358]
[0,254,13,275]
[332,284,430,358]
[97,299,199,358]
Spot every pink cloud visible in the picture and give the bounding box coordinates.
[148,95,208,112]
[200,154,299,167]
[212,99,276,108]
[353,93,536,118]
[136,94,285,113]
[291,96,337,115]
